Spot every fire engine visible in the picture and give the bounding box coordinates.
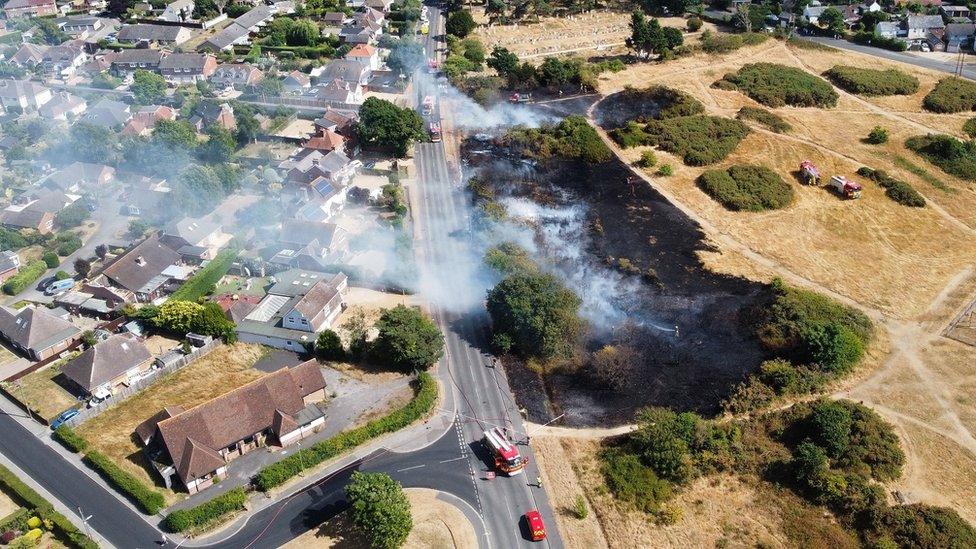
[483,427,525,475]
[427,59,439,73]
[429,123,441,142]
[422,95,435,115]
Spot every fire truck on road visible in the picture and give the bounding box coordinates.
[422,95,435,116]
[483,427,526,475]
[429,122,441,142]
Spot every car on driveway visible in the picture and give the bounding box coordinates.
[50,408,79,430]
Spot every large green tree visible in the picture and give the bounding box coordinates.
[69,122,120,163]
[818,7,846,34]
[357,97,425,158]
[446,10,476,37]
[131,70,167,104]
[485,272,582,359]
[285,19,320,46]
[345,472,412,549]
[487,47,520,77]
[371,305,443,372]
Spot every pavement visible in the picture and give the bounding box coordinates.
[806,36,976,80]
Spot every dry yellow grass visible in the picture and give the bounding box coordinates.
[596,39,976,319]
[6,363,78,422]
[76,343,267,503]
[0,488,20,519]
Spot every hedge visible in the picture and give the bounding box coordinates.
[720,63,839,108]
[167,248,238,302]
[82,450,165,515]
[851,31,908,52]
[700,30,768,54]
[905,134,976,181]
[3,260,46,295]
[0,463,98,549]
[923,77,976,114]
[53,426,88,453]
[736,106,792,133]
[163,487,247,533]
[856,167,925,207]
[255,371,437,491]
[823,65,919,96]
[697,164,794,211]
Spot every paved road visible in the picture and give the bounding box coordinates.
[807,36,976,80]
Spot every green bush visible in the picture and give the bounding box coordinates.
[866,126,889,144]
[82,450,166,514]
[736,106,792,133]
[0,463,98,549]
[3,260,46,295]
[643,115,750,166]
[656,164,673,176]
[637,150,657,168]
[255,372,437,490]
[697,164,794,211]
[963,118,976,138]
[41,251,59,268]
[905,134,976,181]
[53,426,88,453]
[609,121,651,148]
[700,30,768,54]
[856,167,925,207]
[163,487,247,533]
[600,449,672,513]
[720,63,838,108]
[504,116,611,163]
[923,77,976,113]
[863,503,976,548]
[851,31,907,52]
[168,248,238,302]
[823,65,919,96]
[687,16,702,32]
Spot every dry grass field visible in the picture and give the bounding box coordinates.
[6,362,78,422]
[76,343,267,503]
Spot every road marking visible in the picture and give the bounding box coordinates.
[438,456,466,464]
[396,464,426,472]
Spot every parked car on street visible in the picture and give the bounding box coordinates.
[50,408,79,430]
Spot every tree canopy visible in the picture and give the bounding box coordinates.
[446,10,476,37]
[485,272,582,359]
[345,472,412,549]
[371,305,444,372]
[357,97,426,157]
[131,70,167,104]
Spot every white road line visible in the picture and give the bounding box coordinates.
[439,456,467,464]
[396,464,427,472]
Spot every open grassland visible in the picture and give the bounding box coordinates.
[76,344,267,503]
[594,39,976,319]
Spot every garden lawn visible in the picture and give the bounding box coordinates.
[6,365,77,422]
[75,344,267,502]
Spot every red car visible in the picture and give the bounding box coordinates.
[525,510,546,541]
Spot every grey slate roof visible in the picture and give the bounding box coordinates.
[118,24,185,42]
[102,234,181,294]
[0,306,80,354]
[61,332,152,392]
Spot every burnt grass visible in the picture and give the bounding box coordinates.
[464,138,767,426]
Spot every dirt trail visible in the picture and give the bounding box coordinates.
[525,422,637,439]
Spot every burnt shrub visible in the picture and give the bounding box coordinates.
[736,106,792,133]
[697,164,793,211]
[823,65,919,96]
[923,77,976,113]
[643,115,750,165]
[905,134,976,181]
[856,167,925,207]
[720,63,839,108]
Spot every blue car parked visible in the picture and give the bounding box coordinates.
[50,409,79,430]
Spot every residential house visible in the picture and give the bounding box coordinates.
[101,234,184,302]
[302,129,345,155]
[270,220,349,269]
[160,216,227,261]
[282,149,357,190]
[0,208,54,233]
[945,22,976,51]
[158,53,217,84]
[160,0,194,22]
[117,24,192,46]
[314,108,358,136]
[345,43,380,71]
[0,251,20,283]
[37,91,86,121]
[45,162,114,193]
[41,41,88,79]
[137,362,327,493]
[198,5,273,51]
[189,101,236,131]
[941,5,972,20]
[9,43,48,68]
[122,104,177,136]
[0,79,52,113]
[58,16,105,38]
[321,11,346,28]
[312,79,364,106]
[282,70,310,93]
[209,63,263,89]
[110,48,165,76]
[6,188,78,229]
[875,21,901,39]
[0,305,80,360]
[61,333,153,398]
[311,59,371,86]
[213,293,262,322]
[364,0,393,11]
[906,15,946,42]
[80,97,131,128]
[236,269,347,350]
[2,0,58,18]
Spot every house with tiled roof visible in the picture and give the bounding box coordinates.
[0,251,20,284]
[61,332,153,398]
[0,305,80,360]
[37,91,87,122]
[270,219,349,269]
[3,0,57,18]
[158,53,217,84]
[0,79,52,113]
[41,41,87,78]
[137,362,327,493]
[110,48,165,76]
[101,234,184,302]
[117,24,192,46]
[45,162,114,193]
[302,129,345,154]
[210,63,263,89]
[9,43,48,68]
[345,43,379,70]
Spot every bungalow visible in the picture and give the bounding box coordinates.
[941,5,972,20]
[198,5,273,51]
[9,43,48,68]
[282,70,311,93]
[160,0,194,22]
[875,21,901,39]
[101,234,184,302]
[122,104,177,136]
[41,41,88,79]
[58,16,106,38]
[45,162,114,193]
[37,91,86,122]
[61,333,153,398]
[209,63,263,89]
[945,22,976,51]
[0,208,54,233]
[0,251,20,283]
[364,0,393,11]
[236,269,347,350]
[110,49,165,76]
[117,24,192,46]
[160,216,227,261]
[137,361,327,493]
[302,129,345,155]
[0,305,80,361]
[0,79,52,113]
[189,101,236,131]
[271,220,349,269]
[2,0,57,18]
[158,53,218,84]
[311,59,370,86]
[314,108,358,136]
[79,98,131,128]
[906,15,946,42]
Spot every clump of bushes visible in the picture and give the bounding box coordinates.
[700,30,768,54]
[0,464,98,549]
[963,117,976,138]
[505,115,611,163]
[2,260,46,295]
[736,106,792,133]
[637,150,657,168]
[164,487,247,533]
[656,164,673,176]
[641,115,751,166]
[865,126,889,144]
[82,450,166,514]
[905,133,976,181]
[923,77,976,113]
[856,167,925,207]
[599,85,704,127]
[697,165,794,211]
[719,63,839,108]
[851,31,907,52]
[823,65,919,96]
[686,16,702,32]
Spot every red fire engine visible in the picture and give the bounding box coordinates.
[483,427,526,475]
[422,95,435,115]
[429,123,441,142]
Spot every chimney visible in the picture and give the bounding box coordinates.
[135,256,146,266]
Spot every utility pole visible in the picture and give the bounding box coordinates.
[77,507,92,540]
